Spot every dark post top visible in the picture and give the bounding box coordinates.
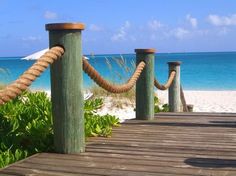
[46,23,85,31]
[168,61,182,66]
[135,49,156,54]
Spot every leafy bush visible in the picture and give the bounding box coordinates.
[0,149,28,168]
[0,91,119,168]
[154,96,169,113]
[84,98,119,137]
[85,113,119,137]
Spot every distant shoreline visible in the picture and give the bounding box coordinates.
[1,50,236,58]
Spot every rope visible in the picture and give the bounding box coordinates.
[83,58,146,93]
[0,46,64,105]
[154,71,176,90]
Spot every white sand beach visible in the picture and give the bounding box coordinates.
[96,90,236,122]
[156,90,236,113]
[43,90,236,123]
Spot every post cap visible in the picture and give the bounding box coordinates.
[135,49,156,54]
[168,61,181,66]
[46,23,85,31]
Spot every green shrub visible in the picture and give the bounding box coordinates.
[0,91,119,168]
[84,97,119,137]
[0,149,28,168]
[154,96,169,113]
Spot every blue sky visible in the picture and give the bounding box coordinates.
[0,0,236,56]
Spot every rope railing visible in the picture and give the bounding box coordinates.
[0,23,187,154]
[154,71,176,90]
[0,46,64,105]
[154,70,189,112]
[83,58,146,93]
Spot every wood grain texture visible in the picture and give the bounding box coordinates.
[168,62,181,112]
[180,85,189,112]
[135,48,156,53]
[1,112,236,175]
[135,49,155,120]
[48,27,85,153]
[46,23,85,30]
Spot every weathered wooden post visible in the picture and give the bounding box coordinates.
[46,23,85,153]
[135,49,155,120]
[168,61,181,112]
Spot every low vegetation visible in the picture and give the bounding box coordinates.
[90,85,135,102]
[154,96,169,113]
[0,91,119,168]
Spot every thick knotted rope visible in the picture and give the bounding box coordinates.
[154,71,176,90]
[0,46,64,105]
[83,58,146,93]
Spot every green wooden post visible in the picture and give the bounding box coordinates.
[168,61,181,112]
[46,23,85,153]
[135,49,155,120]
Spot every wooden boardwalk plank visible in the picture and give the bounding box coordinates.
[1,112,236,176]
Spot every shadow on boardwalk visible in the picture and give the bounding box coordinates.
[185,158,236,168]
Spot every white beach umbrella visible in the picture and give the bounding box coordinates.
[22,48,89,60]
[22,48,49,60]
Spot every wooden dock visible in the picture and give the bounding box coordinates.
[1,112,236,176]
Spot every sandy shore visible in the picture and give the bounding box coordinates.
[157,90,236,113]
[42,90,236,123]
[97,90,236,122]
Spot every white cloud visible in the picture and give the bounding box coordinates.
[89,24,103,32]
[111,21,131,42]
[218,27,229,35]
[208,14,236,26]
[173,28,189,40]
[44,11,58,20]
[22,36,41,42]
[148,26,192,41]
[148,20,163,31]
[196,29,209,36]
[186,14,198,28]
[130,35,137,42]
[150,34,157,41]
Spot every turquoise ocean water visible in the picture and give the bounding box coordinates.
[0,52,236,91]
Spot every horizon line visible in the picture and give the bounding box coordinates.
[1,50,236,58]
